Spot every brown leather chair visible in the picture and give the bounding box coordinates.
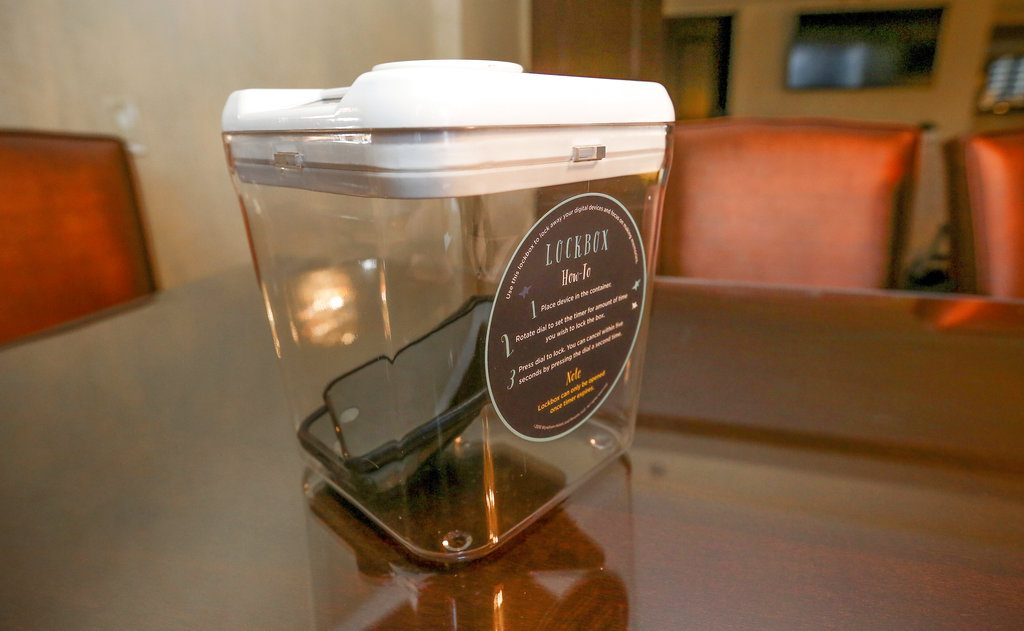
[947,129,1024,299]
[659,118,920,289]
[0,130,155,345]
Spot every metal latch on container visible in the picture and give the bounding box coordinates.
[274,151,303,170]
[571,145,606,163]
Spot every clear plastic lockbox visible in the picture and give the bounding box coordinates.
[222,60,673,561]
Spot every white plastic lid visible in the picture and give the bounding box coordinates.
[222,59,673,132]
[222,60,673,198]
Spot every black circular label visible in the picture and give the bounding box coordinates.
[485,193,647,441]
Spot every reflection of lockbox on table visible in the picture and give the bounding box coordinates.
[222,59,673,561]
[304,455,633,630]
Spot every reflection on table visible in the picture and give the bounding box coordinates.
[303,425,1024,630]
[305,458,630,631]
[1,268,1023,629]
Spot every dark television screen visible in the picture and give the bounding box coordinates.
[786,8,943,90]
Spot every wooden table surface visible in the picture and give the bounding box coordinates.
[1,268,1022,630]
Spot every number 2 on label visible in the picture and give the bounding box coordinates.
[500,333,513,357]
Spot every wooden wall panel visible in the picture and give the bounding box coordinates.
[531,0,663,81]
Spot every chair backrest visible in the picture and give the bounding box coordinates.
[659,118,920,289]
[0,130,155,345]
[948,130,1024,299]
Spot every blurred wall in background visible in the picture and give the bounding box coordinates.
[7,0,1023,290]
[663,0,995,138]
[659,0,1024,278]
[0,0,528,288]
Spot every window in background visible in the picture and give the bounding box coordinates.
[978,25,1024,115]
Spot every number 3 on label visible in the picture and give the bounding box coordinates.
[508,368,516,390]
